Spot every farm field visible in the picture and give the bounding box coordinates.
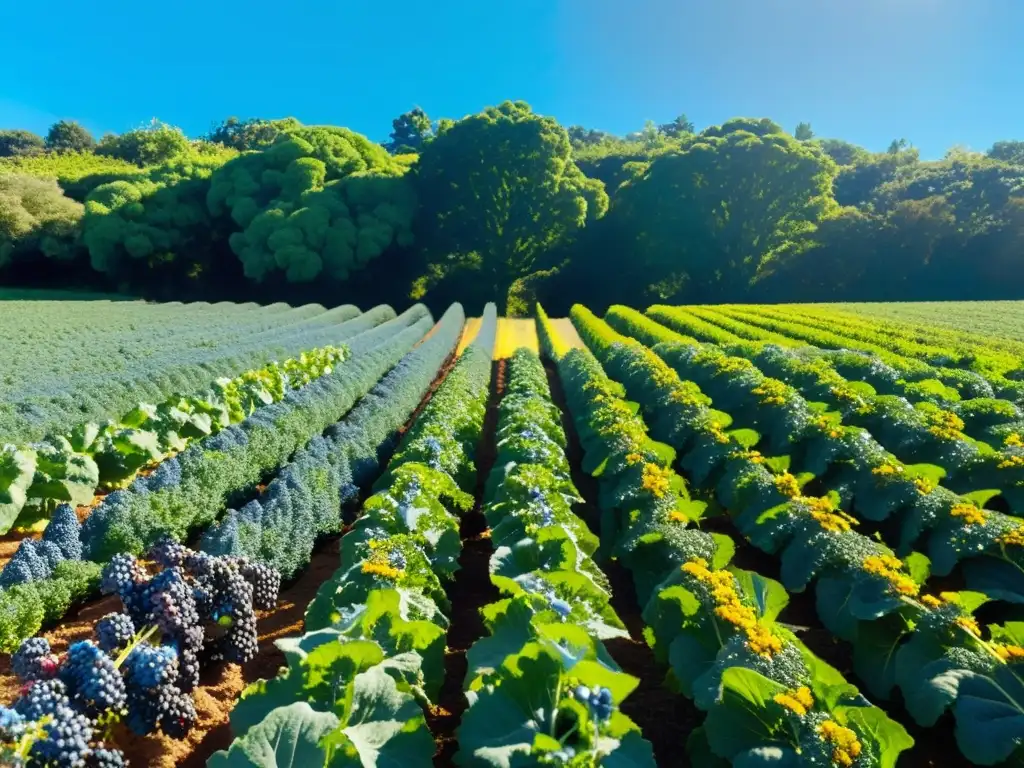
[3,297,1024,767]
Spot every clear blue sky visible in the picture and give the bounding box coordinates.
[3,0,1020,159]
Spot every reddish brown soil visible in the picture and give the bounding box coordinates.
[428,360,504,765]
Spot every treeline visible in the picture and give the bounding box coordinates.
[1,108,1022,313]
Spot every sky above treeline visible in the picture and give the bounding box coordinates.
[2,0,1020,159]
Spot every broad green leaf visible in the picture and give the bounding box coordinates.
[729,567,788,623]
[0,445,37,533]
[954,666,1024,765]
[208,702,338,767]
[702,668,787,760]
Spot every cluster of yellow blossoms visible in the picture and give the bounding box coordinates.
[641,463,672,498]
[913,476,936,495]
[807,498,858,533]
[994,644,1024,662]
[707,421,731,445]
[812,416,843,440]
[998,454,1024,470]
[861,554,918,597]
[1005,433,1024,448]
[819,720,863,767]
[681,558,783,658]
[950,503,987,526]
[870,460,903,479]
[774,472,801,499]
[773,686,814,717]
[706,353,752,377]
[751,379,790,407]
[927,410,966,442]
[360,540,405,581]
[998,526,1024,547]
[625,452,644,466]
[955,616,981,637]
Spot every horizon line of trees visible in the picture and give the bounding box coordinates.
[2,106,1023,315]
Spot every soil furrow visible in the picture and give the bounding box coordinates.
[429,359,505,765]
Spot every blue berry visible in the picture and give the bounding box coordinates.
[96,612,135,653]
[126,644,179,689]
[28,705,93,766]
[60,641,126,715]
[11,636,57,682]
[573,685,590,703]
[15,678,69,720]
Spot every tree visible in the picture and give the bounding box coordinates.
[567,126,619,149]
[888,138,909,155]
[45,121,95,153]
[659,114,695,138]
[609,118,838,301]
[0,130,45,158]
[0,174,83,267]
[414,100,609,310]
[795,122,814,141]
[988,140,1024,166]
[814,138,867,167]
[385,107,433,154]
[207,117,302,152]
[207,126,416,283]
[96,120,191,166]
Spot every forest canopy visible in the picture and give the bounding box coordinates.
[1,105,1022,313]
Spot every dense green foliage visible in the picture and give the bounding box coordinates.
[0,175,83,266]
[0,130,45,158]
[413,101,608,311]
[2,106,1024,310]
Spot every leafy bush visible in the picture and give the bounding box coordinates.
[96,120,192,166]
[0,130,45,158]
[45,120,95,153]
[0,174,83,266]
[0,151,144,201]
[207,126,416,283]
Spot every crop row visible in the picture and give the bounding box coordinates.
[209,304,497,765]
[1,301,371,445]
[579,305,1024,764]
[0,305,437,652]
[538,307,914,767]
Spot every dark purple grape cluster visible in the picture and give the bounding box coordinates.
[95,612,135,653]
[11,636,59,682]
[1,547,279,761]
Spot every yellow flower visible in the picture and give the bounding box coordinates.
[819,720,863,767]
[950,503,987,526]
[1005,433,1024,448]
[361,560,403,580]
[999,454,1024,470]
[913,476,936,495]
[806,497,858,533]
[625,452,644,466]
[773,686,814,716]
[774,473,801,499]
[707,421,730,445]
[752,380,790,407]
[668,510,689,523]
[927,410,966,441]
[920,594,943,608]
[956,616,981,637]
[747,450,765,464]
[999,526,1024,547]
[995,644,1024,662]
[681,558,783,658]
[641,463,672,498]
[862,554,919,597]
[871,461,902,478]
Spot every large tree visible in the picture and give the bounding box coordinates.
[385,107,433,154]
[659,113,695,138]
[0,130,45,158]
[0,174,83,267]
[207,117,302,152]
[794,122,814,141]
[414,100,608,310]
[45,120,95,153]
[610,117,838,300]
[96,120,191,166]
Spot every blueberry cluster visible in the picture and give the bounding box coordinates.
[572,685,614,722]
[2,638,126,767]
[0,546,281,763]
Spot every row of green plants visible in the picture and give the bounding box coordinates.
[708,305,1024,401]
[456,346,653,766]
[0,306,436,652]
[538,307,914,767]
[578,305,1024,764]
[209,304,497,766]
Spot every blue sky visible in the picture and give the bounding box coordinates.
[2,0,1020,159]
